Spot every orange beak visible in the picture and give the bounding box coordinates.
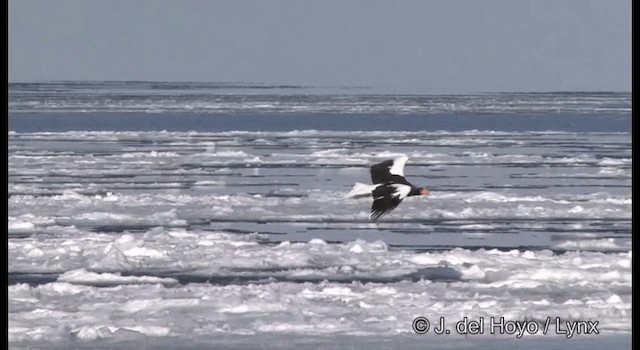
[420,187,430,195]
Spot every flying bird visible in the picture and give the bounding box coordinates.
[346,156,430,221]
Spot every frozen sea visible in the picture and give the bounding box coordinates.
[8,82,631,349]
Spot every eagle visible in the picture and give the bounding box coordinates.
[346,156,429,221]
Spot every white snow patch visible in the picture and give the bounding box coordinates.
[57,269,178,286]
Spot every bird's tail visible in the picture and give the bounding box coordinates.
[345,182,378,199]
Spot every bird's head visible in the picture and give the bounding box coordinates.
[420,187,430,195]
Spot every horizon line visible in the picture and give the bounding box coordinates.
[7,80,631,95]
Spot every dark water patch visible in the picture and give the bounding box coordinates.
[7,266,463,287]
[88,225,167,233]
[7,232,38,239]
[9,112,631,133]
[9,333,632,350]
[8,273,59,286]
[388,244,629,254]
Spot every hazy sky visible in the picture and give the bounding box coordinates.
[9,0,630,92]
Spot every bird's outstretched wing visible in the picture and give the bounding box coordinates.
[370,183,411,221]
[370,156,409,184]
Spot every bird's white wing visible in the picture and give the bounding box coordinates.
[389,156,409,177]
[391,183,411,200]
